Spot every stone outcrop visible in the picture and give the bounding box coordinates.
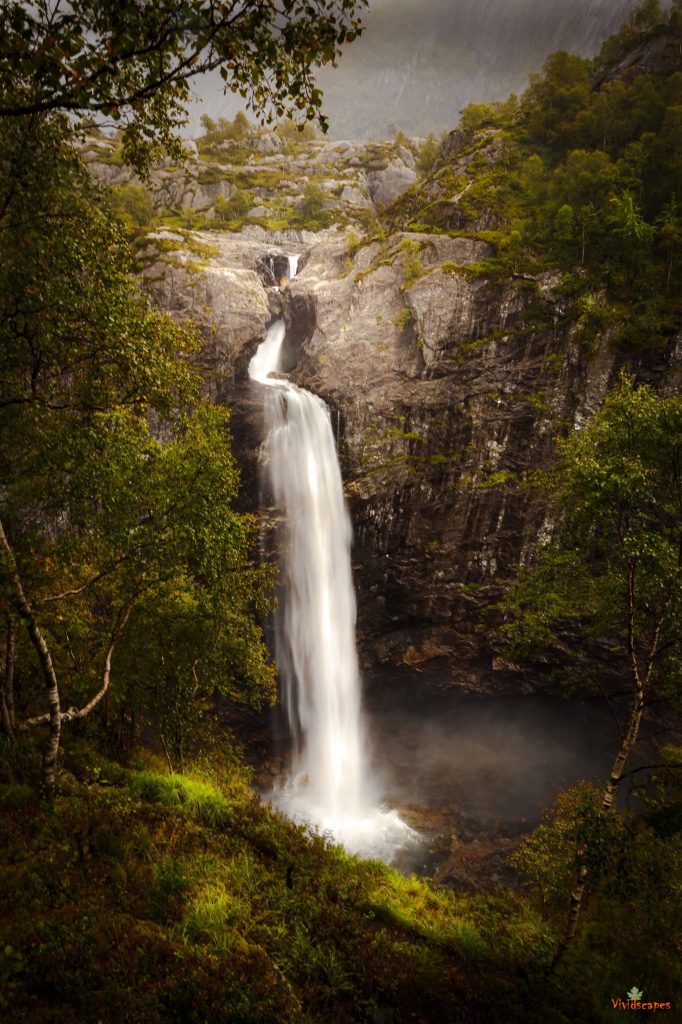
[82,131,422,227]
[277,230,676,690]
[365,157,417,208]
[137,230,273,391]
[596,26,682,85]
[134,215,677,694]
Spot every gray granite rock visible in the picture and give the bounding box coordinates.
[365,158,417,207]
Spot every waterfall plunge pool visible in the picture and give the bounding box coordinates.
[234,672,674,885]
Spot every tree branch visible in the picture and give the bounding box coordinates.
[20,599,135,728]
[615,762,682,783]
[37,555,130,606]
[0,515,61,794]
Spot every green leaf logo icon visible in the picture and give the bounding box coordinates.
[627,987,643,1001]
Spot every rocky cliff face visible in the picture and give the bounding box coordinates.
[135,226,316,509]
[135,216,677,695]
[125,117,679,695]
[281,233,667,691]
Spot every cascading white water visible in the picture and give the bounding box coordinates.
[254,335,364,818]
[287,253,299,280]
[249,256,412,859]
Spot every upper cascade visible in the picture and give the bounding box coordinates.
[248,319,285,384]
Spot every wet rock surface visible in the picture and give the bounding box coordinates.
[283,231,676,685]
[138,217,677,690]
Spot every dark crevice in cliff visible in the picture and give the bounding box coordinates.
[281,288,316,374]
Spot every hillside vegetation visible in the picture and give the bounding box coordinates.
[1,4,681,1022]
[388,0,682,355]
[1,744,680,1023]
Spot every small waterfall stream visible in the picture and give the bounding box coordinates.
[249,254,411,858]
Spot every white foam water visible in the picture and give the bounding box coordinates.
[248,264,413,860]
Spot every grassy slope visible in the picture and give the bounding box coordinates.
[0,748,581,1024]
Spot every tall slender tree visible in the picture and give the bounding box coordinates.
[503,376,682,967]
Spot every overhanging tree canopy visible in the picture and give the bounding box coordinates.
[0,0,367,166]
[0,114,276,792]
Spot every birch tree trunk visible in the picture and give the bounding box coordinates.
[1,615,16,737]
[550,568,655,971]
[550,691,644,970]
[20,602,134,730]
[0,517,61,795]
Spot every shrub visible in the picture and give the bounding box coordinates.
[403,255,425,287]
[276,117,316,142]
[106,183,154,226]
[215,189,252,223]
[416,133,441,177]
[299,182,326,219]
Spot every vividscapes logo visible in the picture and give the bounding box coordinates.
[611,987,672,1012]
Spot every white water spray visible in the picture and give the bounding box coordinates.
[248,257,412,859]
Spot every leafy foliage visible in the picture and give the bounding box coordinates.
[294,181,337,230]
[501,375,682,965]
[503,375,682,698]
[389,3,682,353]
[106,182,155,227]
[0,0,368,170]
[514,769,682,1000]
[415,133,441,177]
[276,115,318,142]
[197,112,255,161]
[0,114,275,766]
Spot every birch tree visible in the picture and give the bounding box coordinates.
[0,115,275,793]
[503,375,682,967]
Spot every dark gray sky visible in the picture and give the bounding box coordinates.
[189,0,640,139]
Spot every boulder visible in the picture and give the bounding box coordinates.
[365,158,417,207]
[251,133,284,155]
[340,184,374,209]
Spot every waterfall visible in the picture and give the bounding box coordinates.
[249,256,411,859]
[253,329,364,818]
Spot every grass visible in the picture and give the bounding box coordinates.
[0,745,577,1024]
[129,771,232,826]
[5,738,674,1023]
